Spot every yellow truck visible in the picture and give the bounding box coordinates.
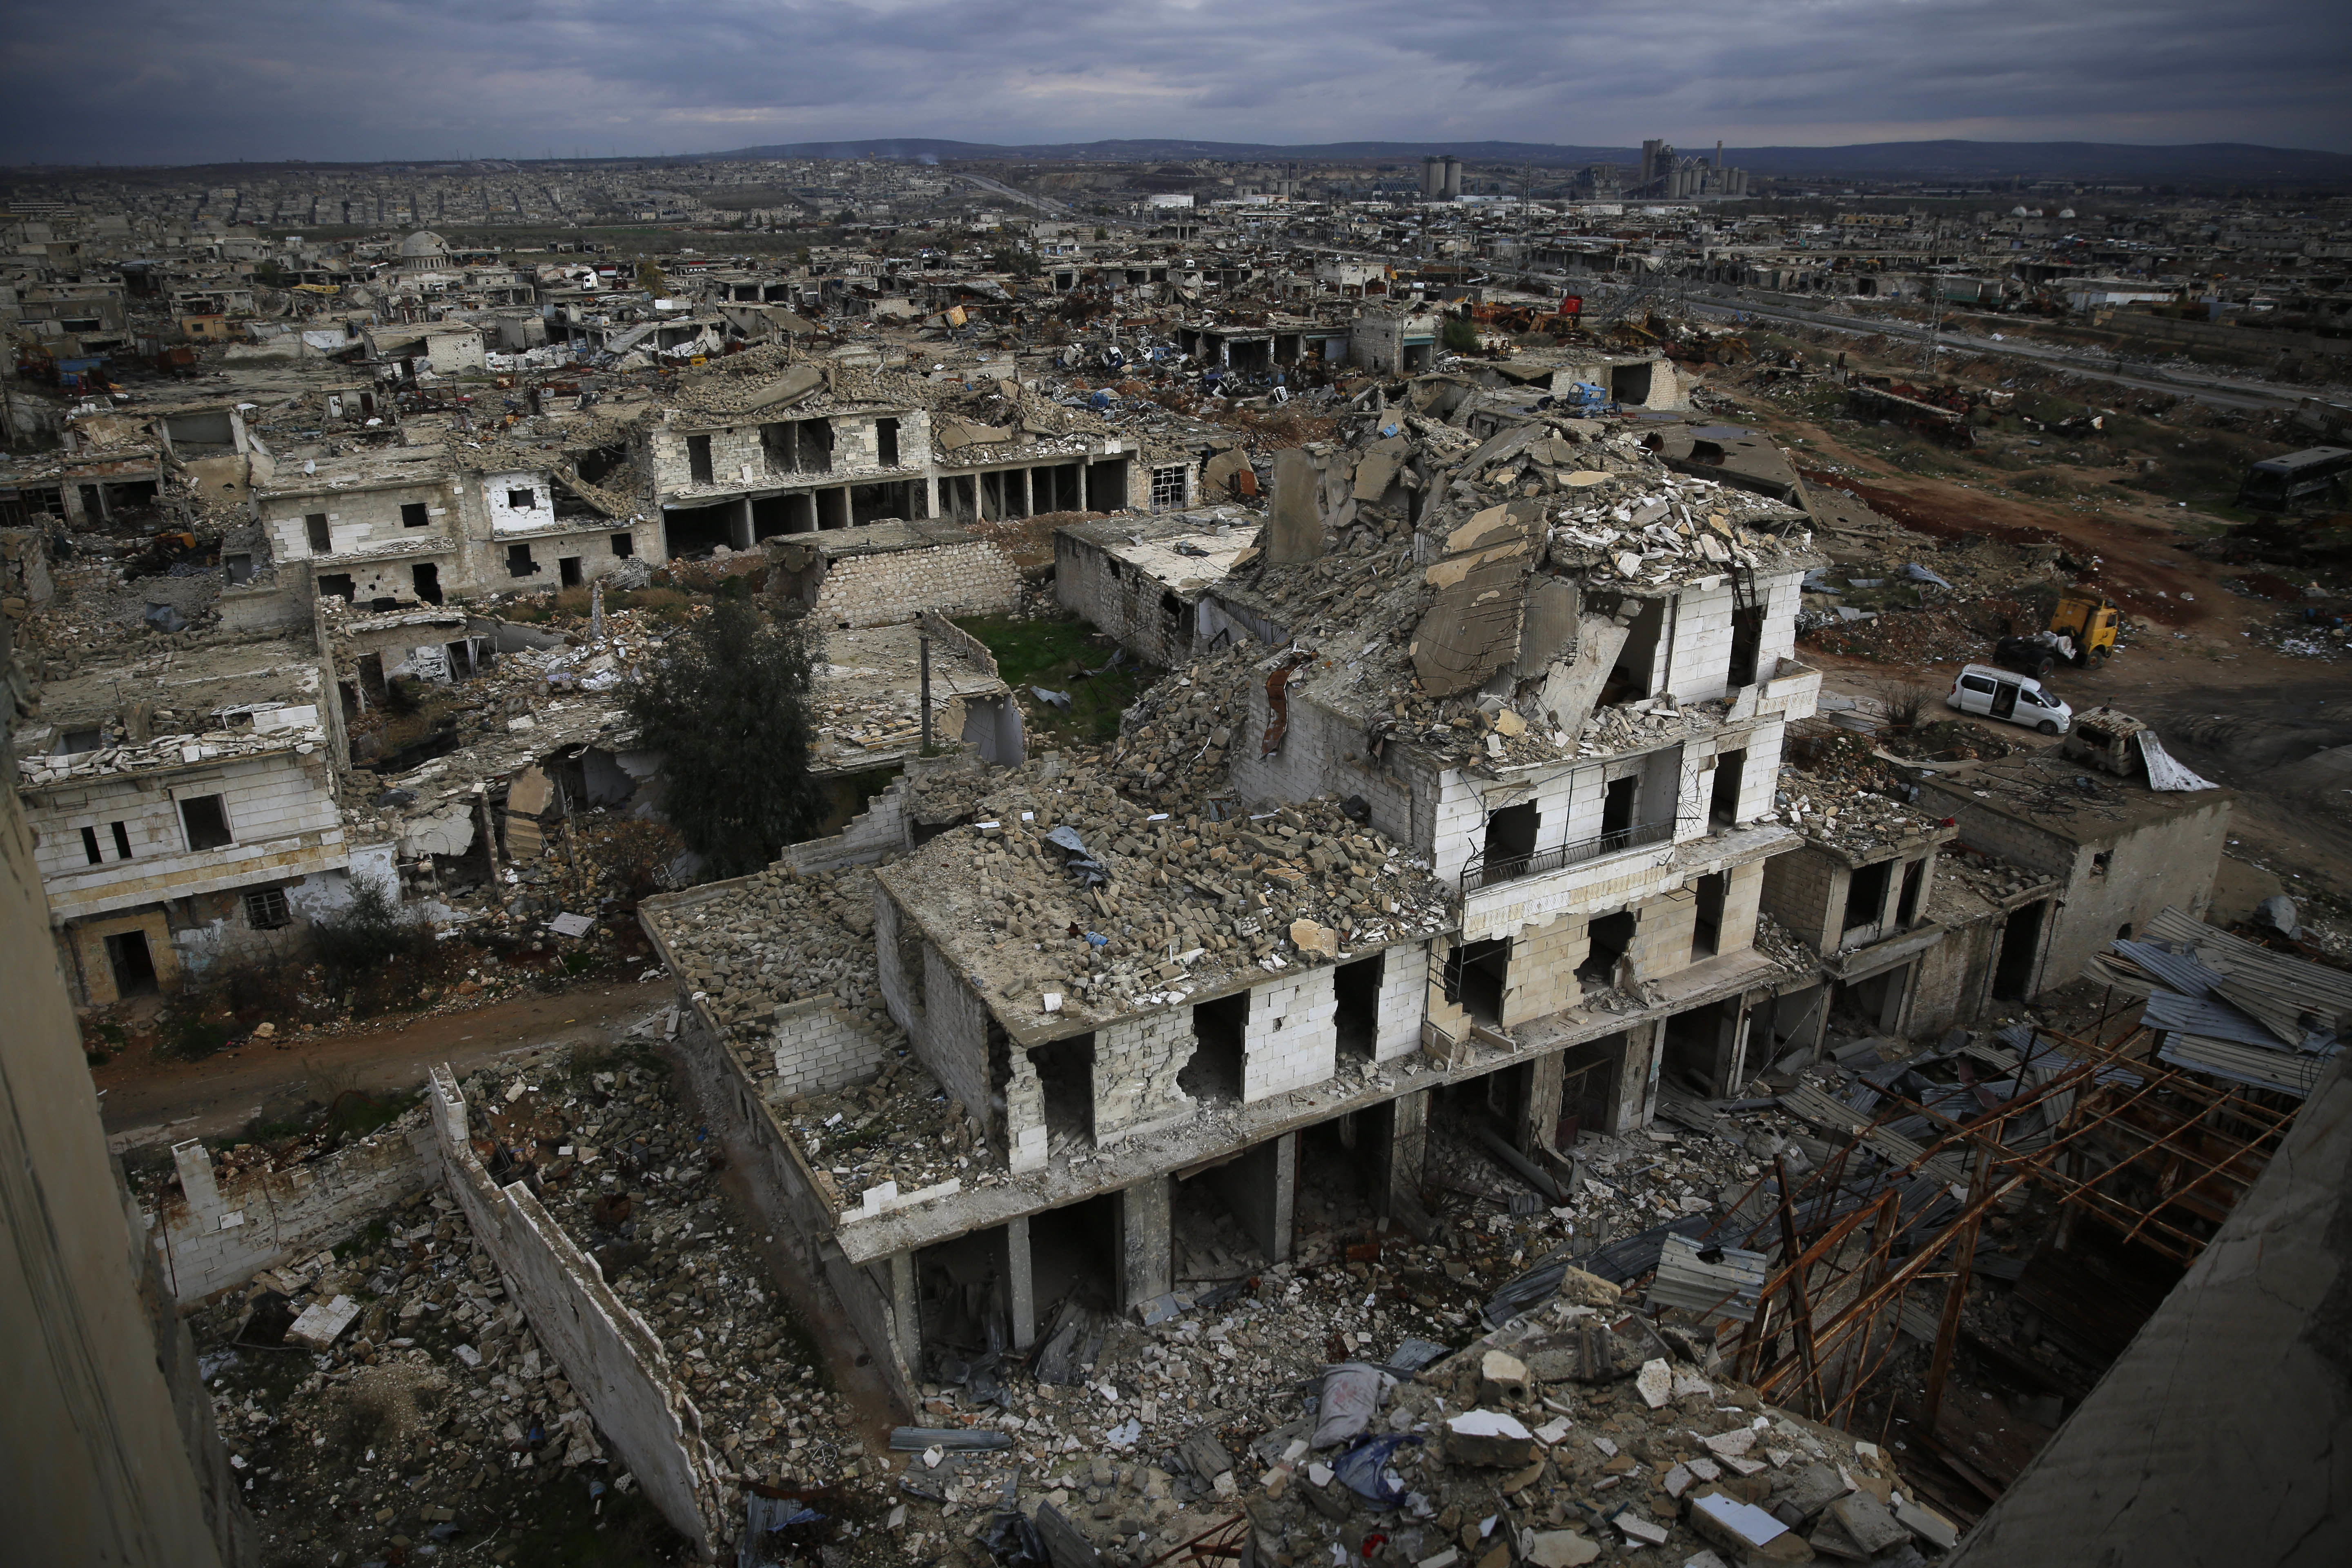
[2050,591,2119,664]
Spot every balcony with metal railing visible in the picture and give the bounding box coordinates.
[1460,817,1675,893]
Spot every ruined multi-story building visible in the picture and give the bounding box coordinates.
[637,413,1833,1407]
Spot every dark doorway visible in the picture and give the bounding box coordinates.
[1446,938,1510,1028]
[1602,775,1639,837]
[1843,859,1894,941]
[1556,1033,1625,1145]
[915,1231,1008,1383]
[1182,991,1248,1102]
[558,556,583,588]
[316,573,355,603]
[1897,858,1927,926]
[411,563,442,604]
[305,512,331,552]
[1692,871,1726,959]
[1579,910,1636,987]
[1710,748,1745,828]
[1482,800,1538,879]
[1333,953,1383,1061]
[505,544,540,579]
[1728,602,1764,688]
[687,433,714,485]
[104,930,159,997]
[661,503,733,559]
[1992,900,2047,1001]
[876,417,900,467]
[1030,1036,1095,1153]
[1027,1192,1121,1316]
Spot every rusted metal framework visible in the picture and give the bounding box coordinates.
[1657,1024,2297,1437]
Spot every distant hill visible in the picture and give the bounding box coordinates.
[707,137,2352,183]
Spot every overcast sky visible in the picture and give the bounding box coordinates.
[2,0,2345,167]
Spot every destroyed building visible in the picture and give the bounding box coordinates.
[1053,512,1262,668]
[630,401,1844,1448]
[14,624,364,1005]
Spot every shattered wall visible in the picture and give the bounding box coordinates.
[146,1120,441,1302]
[783,775,910,872]
[663,1009,920,1413]
[1091,1007,1196,1143]
[428,1068,725,1560]
[766,995,890,1100]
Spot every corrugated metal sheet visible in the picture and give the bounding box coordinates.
[2141,990,2309,1050]
[1646,1233,1768,1322]
[2145,906,2352,1033]
[2156,1034,2339,1097]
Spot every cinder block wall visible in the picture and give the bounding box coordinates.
[784,778,910,873]
[1504,912,1587,1027]
[810,541,1018,629]
[1243,966,1337,1100]
[1760,845,1845,955]
[1666,581,1737,703]
[917,942,994,1136]
[1092,1009,1196,1142]
[430,1070,723,1559]
[1006,1051,1048,1172]
[1631,887,1701,978]
[1719,859,1766,954]
[145,1117,439,1302]
[767,996,889,1100]
[1373,943,1430,1060]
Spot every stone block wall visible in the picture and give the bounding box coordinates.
[767,995,889,1101]
[1006,1051,1048,1173]
[1719,859,1766,954]
[1503,913,1587,1027]
[784,777,910,873]
[1665,580,1738,704]
[1091,1009,1196,1143]
[1632,887,1700,978]
[146,1118,439,1302]
[429,1069,723,1559]
[1243,966,1337,1100]
[1760,844,1845,955]
[918,941,994,1137]
[809,540,1018,629]
[1373,943,1430,1060]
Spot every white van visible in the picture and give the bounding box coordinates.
[1948,663,2072,735]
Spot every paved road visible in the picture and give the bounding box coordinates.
[1529,273,2310,413]
[955,170,1075,217]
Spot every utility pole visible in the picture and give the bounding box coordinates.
[918,626,933,753]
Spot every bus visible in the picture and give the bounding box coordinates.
[2238,446,2352,513]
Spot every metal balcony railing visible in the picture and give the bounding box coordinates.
[1461,818,1675,893]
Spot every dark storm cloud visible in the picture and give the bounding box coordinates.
[1,0,2343,165]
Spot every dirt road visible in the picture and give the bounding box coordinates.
[98,980,674,1148]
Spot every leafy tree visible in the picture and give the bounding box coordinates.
[635,258,669,294]
[1441,315,1481,353]
[990,247,1042,278]
[622,599,827,878]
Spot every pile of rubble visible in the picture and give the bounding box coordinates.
[777,1054,985,1209]
[655,864,888,1048]
[1770,768,1949,859]
[468,1049,874,1498]
[886,1195,1953,1568]
[185,1165,677,1564]
[1109,642,1261,805]
[879,757,1458,1027]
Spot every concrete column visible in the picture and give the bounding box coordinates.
[1385,1089,1429,1215]
[1015,467,1032,518]
[888,1251,922,1381]
[1002,1216,1036,1350]
[1120,1178,1171,1312]
[1523,1050,1565,1157]
[1617,1021,1663,1130]
[727,496,754,551]
[1213,1133,1296,1264]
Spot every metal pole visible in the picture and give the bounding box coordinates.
[918,628,932,753]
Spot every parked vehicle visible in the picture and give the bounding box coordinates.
[2048,591,2119,663]
[1949,663,2072,735]
[1993,634,2060,679]
[2237,446,2352,514]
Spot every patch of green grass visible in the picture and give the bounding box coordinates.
[956,612,1146,745]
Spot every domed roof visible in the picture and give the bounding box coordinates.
[398,229,448,257]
